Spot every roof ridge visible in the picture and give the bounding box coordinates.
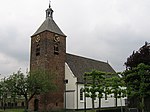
[66,53,108,64]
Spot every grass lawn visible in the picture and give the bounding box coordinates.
[0,109,96,112]
[0,109,24,112]
[79,110,98,112]
[0,109,94,112]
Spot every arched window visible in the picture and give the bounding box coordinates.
[105,93,107,100]
[54,44,59,55]
[36,44,40,56]
[34,99,39,111]
[80,88,84,100]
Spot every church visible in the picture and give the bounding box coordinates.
[29,4,126,111]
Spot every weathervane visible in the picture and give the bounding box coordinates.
[49,0,51,8]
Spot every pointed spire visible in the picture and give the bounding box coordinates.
[32,0,66,37]
[46,0,53,19]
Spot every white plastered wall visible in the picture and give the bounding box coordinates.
[77,84,127,109]
[65,63,77,109]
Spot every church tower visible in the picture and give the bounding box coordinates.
[30,3,66,111]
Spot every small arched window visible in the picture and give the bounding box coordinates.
[105,93,108,100]
[54,44,59,55]
[36,44,40,56]
[80,88,84,100]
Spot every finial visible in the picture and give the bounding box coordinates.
[49,0,51,8]
[46,0,53,19]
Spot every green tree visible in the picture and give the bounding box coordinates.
[125,42,150,69]
[103,77,112,104]
[5,69,55,111]
[84,70,110,110]
[84,70,97,110]
[123,63,150,112]
[0,78,9,110]
[95,71,106,110]
[107,75,126,108]
[84,70,127,110]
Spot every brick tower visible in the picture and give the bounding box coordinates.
[29,3,66,111]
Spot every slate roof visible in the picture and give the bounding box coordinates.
[32,17,66,37]
[66,53,116,83]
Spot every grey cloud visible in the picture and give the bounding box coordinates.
[0,27,29,62]
[1,0,150,75]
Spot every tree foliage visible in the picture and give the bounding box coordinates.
[84,70,126,110]
[123,63,150,112]
[125,42,150,69]
[0,78,10,110]
[84,70,102,110]
[108,75,126,107]
[124,42,150,111]
[28,70,55,95]
[0,69,55,111]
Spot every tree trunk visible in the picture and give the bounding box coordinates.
[23,92,36,111]
[24,94,29,112]
[141,97,144,112]
[28,92,36,102]
[115,93,117,108]
[92,98,95,110]
[115,97,117,108]
[3,97,6,111]
[99,97,101,110]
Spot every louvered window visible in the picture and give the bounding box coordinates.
[36,44,40,56]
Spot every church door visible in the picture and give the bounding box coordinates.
[34,99,39,111]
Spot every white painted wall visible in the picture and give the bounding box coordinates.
[77,84,127,109]
[66,91,75,109]
[65,63,77,109]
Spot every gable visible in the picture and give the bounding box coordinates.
[66,53,116,83]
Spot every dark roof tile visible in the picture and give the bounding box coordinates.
[32,17,66,37]
[66,53,116,83]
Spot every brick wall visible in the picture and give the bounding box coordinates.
[29,31,66,111]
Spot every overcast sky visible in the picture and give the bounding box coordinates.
[0,0,150,77]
